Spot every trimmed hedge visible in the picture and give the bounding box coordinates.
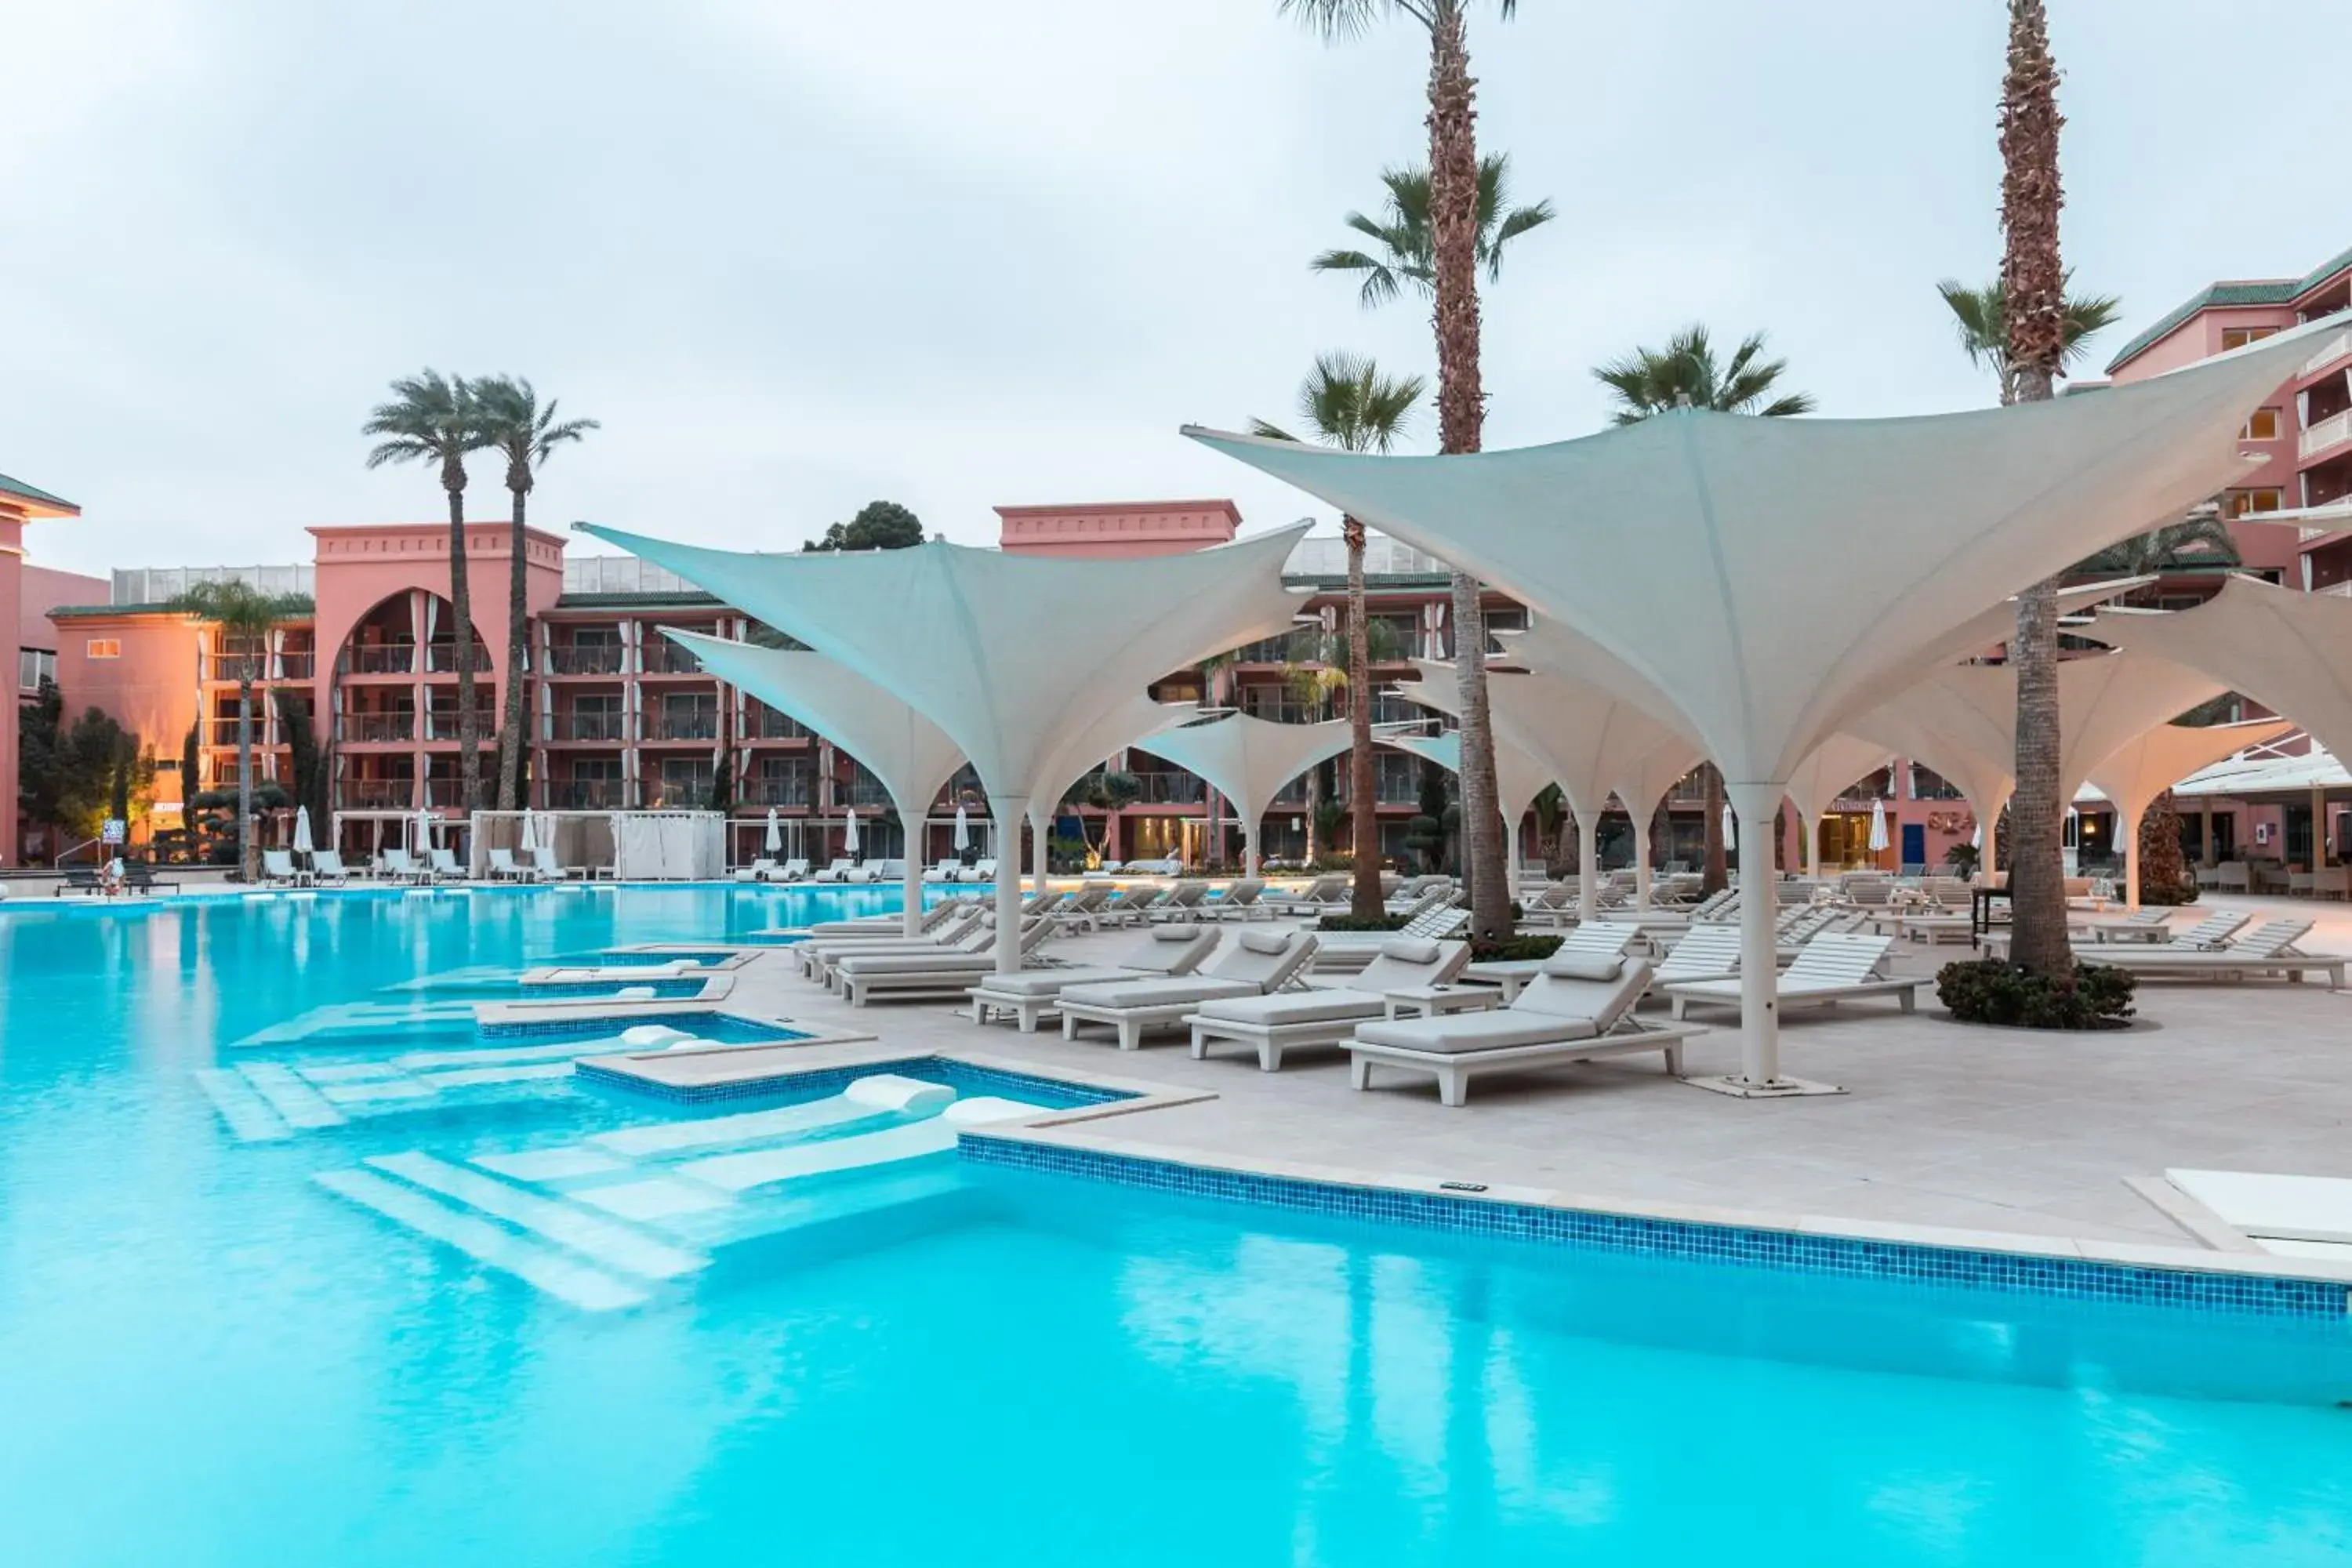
[1315,913,1408,933]
[1936,958,2136,1030]
[1470,934,1563,961]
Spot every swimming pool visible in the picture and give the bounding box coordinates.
[2,888,2349,1565]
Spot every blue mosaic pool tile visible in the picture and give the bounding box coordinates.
[577,1052,1129,1111]
[480,1011,806,1044]
[957,1138,2352,1323]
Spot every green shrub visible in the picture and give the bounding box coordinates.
[1316,913,1406,933]
[1936,958,2135,1030]
[1470,934,1563,962]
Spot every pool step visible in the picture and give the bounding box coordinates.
[235,1062,347,1129]
[314,1169,648,1312]
[590,1096,887,1158]
[194,1069,292,1142]
[365,1152,709,1281]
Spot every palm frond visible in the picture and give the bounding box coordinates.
[1248,419,1302,442]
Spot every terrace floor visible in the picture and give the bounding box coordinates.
[707,891,2352,1254]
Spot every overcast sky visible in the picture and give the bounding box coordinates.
[5,0,2347,578]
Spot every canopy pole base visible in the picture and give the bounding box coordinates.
[1682,1073,1847,1100]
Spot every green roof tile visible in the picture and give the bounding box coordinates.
[2105,242,2352,373]
[0,470,78,513]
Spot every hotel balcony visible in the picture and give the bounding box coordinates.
[552,712,627,742]
[550,780,627,809]
[643,713,720,742]
[339,779,415,810]
[640,643,707,677]
[545,645,625,676]
[422,642,493,675]
[741,778,814,808]
[342,712,415,744]
[2303,409,2352,463]
[345,645,416,677]
[201,652,316,683]
[423,710,499,741]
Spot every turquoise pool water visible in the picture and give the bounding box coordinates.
[3,887,2350,1565]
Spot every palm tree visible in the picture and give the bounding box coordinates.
[1286,0,1534,940]
[170,580,310,880]
[2074,510,2238,585]
[365,371,492,811]
[1593,325,1817,423]
[1252,351,1425,917]
[1933,274,2122,404]
[1311,155,1555,307]
[1998,0,2071,980]
[1595,326,1813,893]
[474,376,600,813]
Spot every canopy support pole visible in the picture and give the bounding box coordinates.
[1632,812,1652,909]
[2121,806,2141,911]
[1504,814,1522,904]
[1679,781,1842,1098]
[1576,804,1600,922]
[1028,803,1049,899]
[1799,809,1817,877]
[991,794,1030,975]
[895,792,927,936]
[1244,818,1261,879]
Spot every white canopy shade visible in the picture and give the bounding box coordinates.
[843,808,860,854]
[764,808,782,855]
[584,521,1306,970]
[1782,735,1893,875]
[1137,712,1356,877]
[2085,717,2296,906]
[1405,652,1682,916]
[521,811,541,853]
[1867,798,1890,855]
[1383,725,1556,898]
[1032,693,1199,891]
[1189,326,2318,1092]
[2167,743,2343,798]
[1608,736,1704,908]
[953,804,971,852]
[2092,575,2352,767]
[665,630,965,934]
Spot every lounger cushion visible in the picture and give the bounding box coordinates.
[1059,977,1261,1009]
[1381,936,1441,964]
[971,966,1144,997]
[837,952,997,975]
[1152,924,1206,942]
[1238,928,1290,955]
[1542,953,1624,982]
[1355,1011,1599,1053]
[1193,988,1380,1025]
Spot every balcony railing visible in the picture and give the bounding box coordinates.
[641,643,706,675]
[742,777,814,807]
[424,710,499,741]
[343,712,416,743]
[557,712,626,742]
[2303,329,2352,378]
[339,780,414,809]
[546,644,624,676]
[2325,580,2352,599]
[837,780,893,810]
[347,645,415,676]
[2302,408,2352,462]
[552,780,626,809]
[423,643,493,674]
[202,717,275,745]
[644,713,720,741]
[751,710,810,739]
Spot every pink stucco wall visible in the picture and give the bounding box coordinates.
[996,500,1241,558]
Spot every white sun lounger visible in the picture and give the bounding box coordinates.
[732,857,780,882]
[1645,922,1744,993]
[1348,954,1702,1107]
[310,850,352,885]
[485,847,539,882]
[956,858,998,884]
[1207,878,1271,920]
[260,849,301,886]
[836,917,1057,1005]
[1308,904,1471,973]
[1185,937,1472,1070]
[2077,906,2172,942]
[1145,881,1211,922]
[967,924,1222,1031]
[2083,919,2343,989]
[794,907,990,979]
[1058,928,1320,1051]
[920,858,963,884]
[1267,873,1348,916]
[1666,931,1918,1021]
[811,858,857,883]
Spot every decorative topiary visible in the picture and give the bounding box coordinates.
[1316,913,1409,933]
[2136,790,2199,906]
[1935,958,2135,1029]
[1469,934,1563,962]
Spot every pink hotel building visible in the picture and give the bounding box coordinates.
[6,243,2350,873]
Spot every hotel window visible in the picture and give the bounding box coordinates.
[2221,326,2279,351]
[2241,408,2281,441]
[19,648,56,689]
[2227,488,2285,518]
[85,638,122,659]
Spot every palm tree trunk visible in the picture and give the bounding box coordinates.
[444,468,483,813]
[1999,0,2070,978]
[496,481,530,811]
[237,681,255,880]
[1425,3,1508,938]
[1345,517,1382,919]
